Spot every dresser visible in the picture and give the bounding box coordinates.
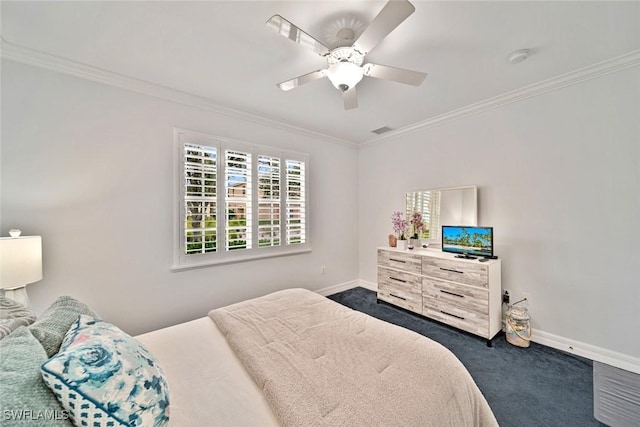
[377,247,502,345]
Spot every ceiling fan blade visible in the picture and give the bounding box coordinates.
[342,87,358,110]
[363,63,426,86]
[266,15,331,57]
[352,0,415,55]
[277,69,327,91]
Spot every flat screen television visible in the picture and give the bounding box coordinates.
[442,226,493,258]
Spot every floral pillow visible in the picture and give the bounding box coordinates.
[40,315,170,427]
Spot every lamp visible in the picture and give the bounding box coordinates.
[0,231,42,308]
[326,62,364,92]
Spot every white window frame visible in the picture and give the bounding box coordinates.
[172,128,310,270]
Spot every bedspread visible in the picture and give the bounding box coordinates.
[209,288,498,427]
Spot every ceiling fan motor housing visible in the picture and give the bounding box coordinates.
[327,47,364,66]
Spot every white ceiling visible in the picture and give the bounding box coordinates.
[2,1,639,144]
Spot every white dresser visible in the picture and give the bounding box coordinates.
[377,247,502,345]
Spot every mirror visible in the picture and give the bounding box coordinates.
[405,186,478,244]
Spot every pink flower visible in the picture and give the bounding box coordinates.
[391,211,408,240]
[410,211,425,238]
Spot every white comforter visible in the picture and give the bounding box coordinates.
[210,288,498,427]
[136,317,279,426]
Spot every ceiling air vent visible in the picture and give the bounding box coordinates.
[371,126,395,135]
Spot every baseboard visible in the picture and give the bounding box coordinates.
[532,330,640,375]
[357,280,378,292]
[315,279,377,297]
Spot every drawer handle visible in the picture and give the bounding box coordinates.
[440,310,465,320]
[390,277,407,283]
[389,293,407,301]
[439,267,463,274]
[389,258,406,263]
[440,290,464,298]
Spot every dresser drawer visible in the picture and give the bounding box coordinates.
[378,249,421,274]
[422,277,488,315]
[378,266,422,288]
[422,257,488,288]
[377,267,422,314]
[422,305,489,337]
[378,285,422,314]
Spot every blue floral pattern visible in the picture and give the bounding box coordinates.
[41,315,170,427]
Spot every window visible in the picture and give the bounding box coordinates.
[174,129,310,269]
[406,190,440,239]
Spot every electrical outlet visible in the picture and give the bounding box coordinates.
[321,266,325,275]
[502,289,511,304]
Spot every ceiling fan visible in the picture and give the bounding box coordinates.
[266,0,427,110]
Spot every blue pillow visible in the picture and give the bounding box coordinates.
[40,315,170,427]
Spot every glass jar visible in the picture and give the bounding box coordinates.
[506,306,531,348]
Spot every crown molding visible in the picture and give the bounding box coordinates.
[0,38,357,148]
[3,37,638,149]
[361,49,640,148]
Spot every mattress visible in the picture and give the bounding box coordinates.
[136,317,280,427]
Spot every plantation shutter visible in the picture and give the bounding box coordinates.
[175,129,310,269]
[429,191,441,240]
[225,149,252,250]
[183,144,217,255]
[257,155,281,247]
[285,159,305,244]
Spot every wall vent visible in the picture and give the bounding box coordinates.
[371,126,395,135]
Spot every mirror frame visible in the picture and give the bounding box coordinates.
[406,185,478,245]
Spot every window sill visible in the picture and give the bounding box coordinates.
[171,247,312,272]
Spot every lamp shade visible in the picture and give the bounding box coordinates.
[0,236,43,290]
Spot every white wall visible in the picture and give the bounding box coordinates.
[359,66,640,359]
[3,57,639,364]
[1,61,360,335]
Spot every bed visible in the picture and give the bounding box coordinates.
[138,288,497,426]
[0,289,498,427]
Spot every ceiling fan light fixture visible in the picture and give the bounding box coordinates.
[327,62,364,92]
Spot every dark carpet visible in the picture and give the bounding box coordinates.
[327,287,604,427]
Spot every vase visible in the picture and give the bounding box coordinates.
[388,234,397,247]
[397,240,408,250]
[410,238,421,249]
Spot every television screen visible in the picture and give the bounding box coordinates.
[442,226,493,257]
